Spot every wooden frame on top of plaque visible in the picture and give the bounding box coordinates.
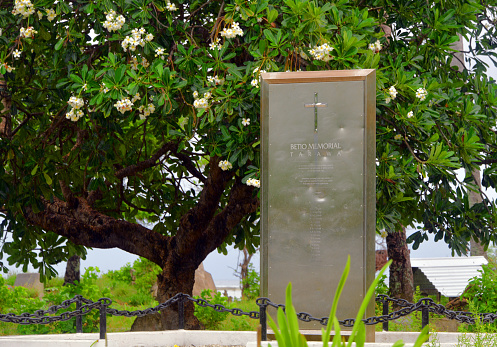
[260,70,376,342]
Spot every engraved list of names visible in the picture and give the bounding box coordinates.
[261,70,376,335]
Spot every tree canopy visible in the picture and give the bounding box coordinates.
[1,0,497,316]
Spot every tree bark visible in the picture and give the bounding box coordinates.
[239,247,254,299]
[386,227,414,302]
[63,255,80,286]
[24,156,259,329]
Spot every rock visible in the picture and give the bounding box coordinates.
[14,273,44,298]
[130,313,163,331]
[193,263,216,297]
[150,263,217,300]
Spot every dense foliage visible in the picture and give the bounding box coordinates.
[1,0,497,298]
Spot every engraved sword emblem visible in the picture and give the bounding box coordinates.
[304,92,328,132]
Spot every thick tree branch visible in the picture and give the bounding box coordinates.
[175,151,206,183]
[115,142,178,179]
[24,195,170,267]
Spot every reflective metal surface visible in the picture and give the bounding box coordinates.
[260,70,376,339]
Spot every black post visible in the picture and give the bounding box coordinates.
[99,303,107,340]
[421,306,429,329]
[382,299,389,331]
[260,303,267,341]
[76,297,82,333]
[178,296,185,330]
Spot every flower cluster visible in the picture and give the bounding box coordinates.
[309,43,333,61]
[138,103,155,120]
[218,160,233,171]
[220,22,243,39]
[66,96,85,122]
[155,47,166,59]
[3,63,15,73]
[103,10,125,32]
[12,0,34,17]
[114,98,133,113]
[416,87,427,101]
[368,40,382,53]
[20,26,37,38]
[130,56,150,70]
[46,8,56,21]
[122,28,153,52]
[193,91,210,109]
[209,38,222,50]
[246,178,260,188]
[386,86,398,103]
[207,75,224,85]
[166,2,177,11]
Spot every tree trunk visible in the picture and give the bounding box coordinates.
[63,255,81,286]
[386,227,414,302]
[239,247,254,299]
[468,169,488,258]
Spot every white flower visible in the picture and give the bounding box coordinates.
[394,134,402,140]
[114,98,133,113]
[155,47,165,59]
[66,108,84,122]
[251,79,259,88]
[19,26,37,38]
[12,0,35,17]
[209,38,222,50]
[246,178,260,188]
[13,49,22,59]
[407,111,414,118]
[68,96,84,109]
[388,86,398,100]
[415,87,427,101]
[218,160,233,171]
[375,40,382,51]
[380,230,388,238]
[132,93,141,102]
[4,63,15,72]
[139,103,155,119]
[193,91,199,99]
[46,9,56,21]
[103,10,125,32]
[37,10,43,19]
[166,2,177,11]
[220,22,243,39]
[204,92,212,99]
[309,43,333,61]
[82,83,88,91]
[193,98,208,108]
[207,75,224,86]
[145,33,154,42]
[122,28,152,52]
[242,118,250,126]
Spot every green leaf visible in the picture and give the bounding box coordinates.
[70,74,83,84]
[54,38,65,51]
[31,165,38,176]
[43,173,52,185]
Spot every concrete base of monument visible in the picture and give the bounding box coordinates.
[0,330,494,347]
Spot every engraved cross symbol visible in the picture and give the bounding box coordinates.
[304,92,328,133]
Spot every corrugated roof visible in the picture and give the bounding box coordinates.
[411,256,487,297]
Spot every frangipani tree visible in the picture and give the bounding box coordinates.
[1,0,497,326]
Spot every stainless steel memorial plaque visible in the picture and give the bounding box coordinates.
[260,70,376,340]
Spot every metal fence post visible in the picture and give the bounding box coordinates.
[99,302,107,340]
[421,306,429,329]
[382,299,389,331]
[260,302,267,341]
[178,296,185,330]
[76,297,82,334]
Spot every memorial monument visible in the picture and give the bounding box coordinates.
[260,70,376,340]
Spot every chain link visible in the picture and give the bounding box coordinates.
[2,292,497,328]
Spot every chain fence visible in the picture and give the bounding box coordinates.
[0,293,495,341]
